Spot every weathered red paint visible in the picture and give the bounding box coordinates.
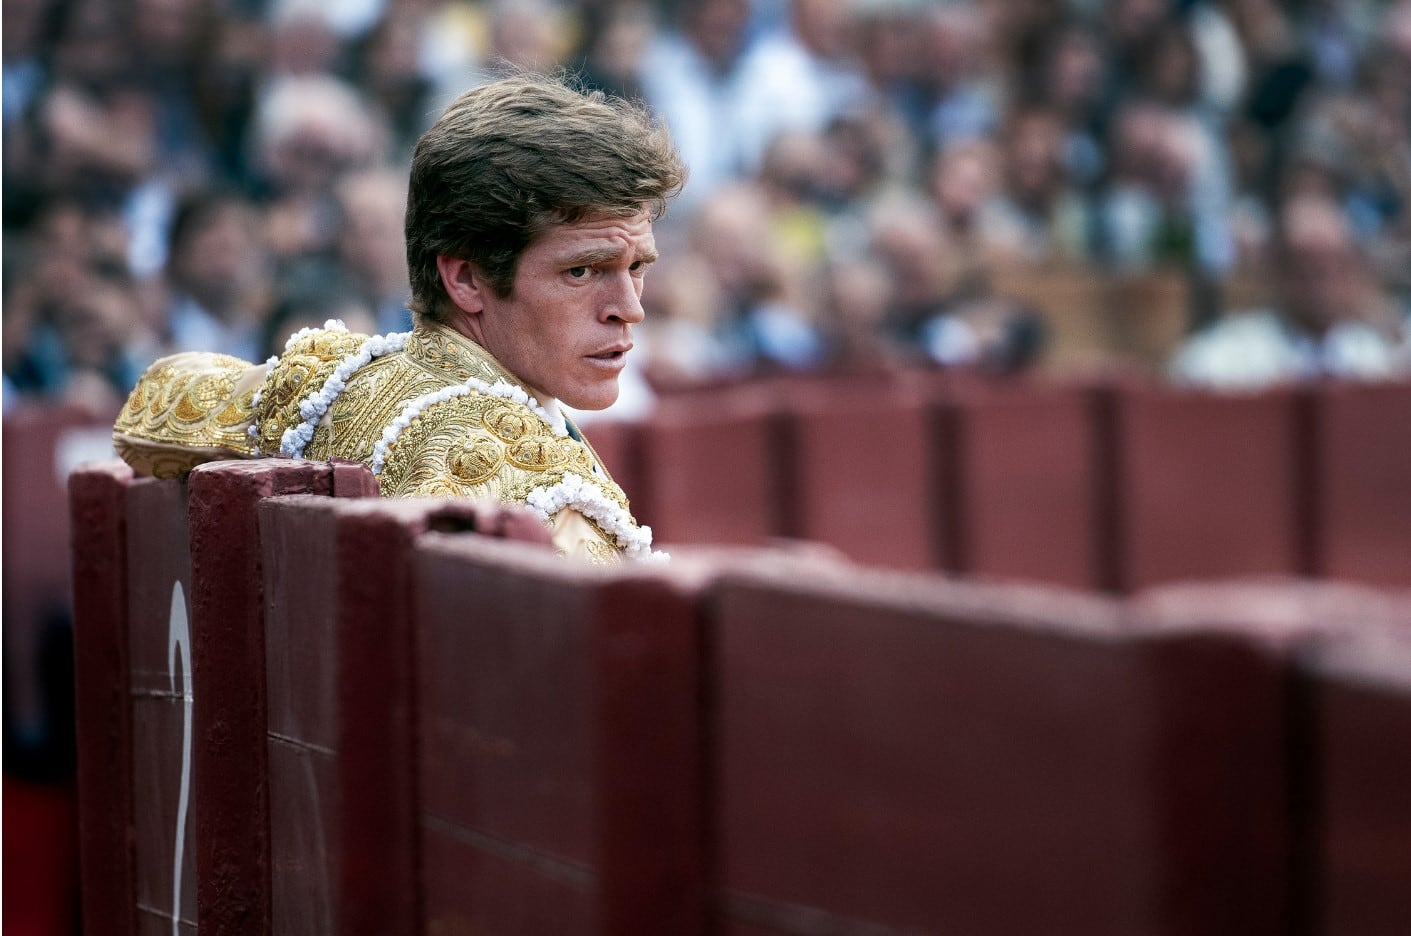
[125,476,196,934]
[414,535,704,934]
[186,459,356,936]
[1311,380,1411,587]
[1104,385,1303,591]
[943,381,1100,588]
[70,460,139,936]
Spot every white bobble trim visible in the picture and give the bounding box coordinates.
[272,329,412,459]
[524,472,664,561]
[371,377,566,475]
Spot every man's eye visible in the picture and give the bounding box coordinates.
[568,266,588,278]
[629,261,644,272]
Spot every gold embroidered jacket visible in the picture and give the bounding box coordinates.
[112,320,652,561]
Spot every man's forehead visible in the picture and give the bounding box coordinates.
[545,213,656,253]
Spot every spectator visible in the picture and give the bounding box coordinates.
[159,191,272,362]
[5,0,1411,393]
[334,168,413,334]
[640,0,753,213]
[571,0,656,101]
[818,256,909,374]
[980,105,1093,266]
[4,260,156,416]
[690,181,825,371]
[252,73,388,261]
[921,0,1002,149]
[731,0,870,173]
[928,137,1004,297]
[1171,193,1411,387]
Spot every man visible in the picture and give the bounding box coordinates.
[1170,194,1410,389]
[113,73,686,561]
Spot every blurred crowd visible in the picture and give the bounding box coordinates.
[5,0,1411,417]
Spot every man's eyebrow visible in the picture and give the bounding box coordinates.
[561,244,659,267]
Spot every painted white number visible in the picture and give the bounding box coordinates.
[168,582,193,935]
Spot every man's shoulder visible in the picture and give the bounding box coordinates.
[370,382,592,495]
[113,349,264,478]
[253,322,411,459]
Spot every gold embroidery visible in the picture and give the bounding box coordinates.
[505,435,569,470]
[214,398,252,428]
[113,321,644,558]
[172,393,207,423]
[584,539,622,564]
[484,403,531,442]
[113,352,257,466]
[447,430,505,485]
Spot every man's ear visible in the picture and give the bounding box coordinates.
[436,255,487,315]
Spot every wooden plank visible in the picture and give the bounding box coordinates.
[945,381,1100,587]
[259,494,551,936]
[1297,601,1411,933]
[1311,381,1411,586]
[710,562,1300,934]
[70,460,139,936]
[1107,385,1302,590]
[186,458,374,936]
[414,536,704,934]
[125,477,197,936]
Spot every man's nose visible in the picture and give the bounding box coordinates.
[601,273,645,324]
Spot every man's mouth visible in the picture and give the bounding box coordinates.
[587,344,631,363]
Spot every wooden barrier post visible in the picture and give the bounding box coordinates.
[1100,385,1303,591]
[937,380,1100,587]
[1307,380,1411,587]
[413,535,706,935]
[1293,600,1411,931]
[70,460,139,936]
[185,459,377,935]
[631,387,780,547]
[705,563,1330,934]
[258,494,550,936]
[781,381,937,569]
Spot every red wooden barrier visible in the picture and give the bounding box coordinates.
[413,535,704,934]
[941,381,1100,587]
[1125,579,1399,934]
[1103,385,1303,591]
[70,460,139,936]
[782,382,937,570]
[70,377,1411,936]
[1310,381,1411,587]
[125,474,198,936]
[1297,604,1411,933]
[187,460,376,935]
[258,495,550,936]
[707,561,1306,935]
[631,387,779,547]
[70,458,377,936]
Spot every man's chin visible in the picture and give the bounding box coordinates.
[561,382,620,412]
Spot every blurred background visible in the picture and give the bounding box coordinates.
[4,0,1411,931]
[5,0,1411,416]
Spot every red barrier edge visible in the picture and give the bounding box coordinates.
[332,500,445,936]
[70,459,139,936]
[187,460,335,936]
[593,572,704,934]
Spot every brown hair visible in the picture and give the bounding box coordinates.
[405,72,686,321]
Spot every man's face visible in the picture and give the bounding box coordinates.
[473,212,656,410]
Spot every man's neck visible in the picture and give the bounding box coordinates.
[416,312,560,409]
